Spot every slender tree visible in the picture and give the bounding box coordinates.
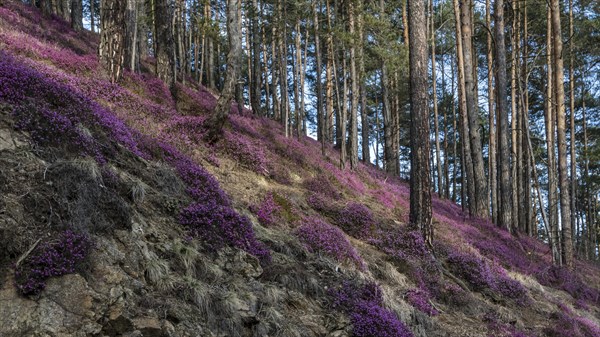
[494,0,512,229]
[349,0,359,170]
[546,5,561,263]
[409,0,433,244]
[486,0,497,223]
[204,0,242,142]
[460,0,488,218]
[551,0,573,268]
[430,0,443,196]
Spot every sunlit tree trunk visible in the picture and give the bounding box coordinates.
[124,0,138,72]
[99,0,126,83]
[551,0,573,268]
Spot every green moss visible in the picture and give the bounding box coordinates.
[272,193,300,224]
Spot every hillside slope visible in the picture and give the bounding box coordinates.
[0,2,599,336]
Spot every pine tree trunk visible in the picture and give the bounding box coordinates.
[568,0,577,250]
[522,1,532,235]
[486,0,497,223]
[581,86,591,258]
[359,10,369,164]
[441,50,450,199]
[70,0,83,31]
[205,1,215,89]
[99,0,126,83]
[408,0,433,244]
[402,0,409,45]
[261,1,270,117]
[271,25,280,121]
[154,0,175,91]
[294,20,302,138]
[204,0,242,143]
[511,0,520,231]
[460,0,488,218]
[494,0,512,229]
[551,0,573,268]
[339,52,348,170]
[546,6,561,264]
[124,0,138,72]
[277,0,289,136]
[378,1,397,175]
[453,0,474,212]
[90,0,95,32]
[313,2,325,154]
[349,1,359,170]
[431,0,443,196]
[451,57,458,202]
[251,0,261,116]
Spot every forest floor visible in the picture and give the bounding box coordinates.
[0,1,599,336]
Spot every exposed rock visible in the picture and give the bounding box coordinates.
[219,249,263,278]
[132,316,163,337]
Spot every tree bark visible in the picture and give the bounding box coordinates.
[204,0,242,143]
[453,0,474,212]
[494,0,512,229]
[551,0,573,268]
[408,0,433,245]
[313,2,325,154]
[251,0,262,116]
[545,5,561,264]
[325,3,334,144]
[431,0,443,197]
[359,10,369,164]
[70,0,83,31]
[294,19,302,138]
[124,0,138,72]
[99,0,126,83]
[90,0,95,32]
[349,1,359,170]
[460,0,488,218]
[568,0,577,250]
[486,0,497,223]
[511,0,519,231]
[154,0,175,91]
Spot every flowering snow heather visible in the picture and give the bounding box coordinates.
[295,216,363,267]
[330,281,413,337]
[0,50,270,265]
[447,250,528,302]
[14,230,92,295]
[406,287,439,316]
[543,303,600,337]
[252,193,281,227]
[335,202,375,238]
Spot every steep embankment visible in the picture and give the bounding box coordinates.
[0,2,599,336]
